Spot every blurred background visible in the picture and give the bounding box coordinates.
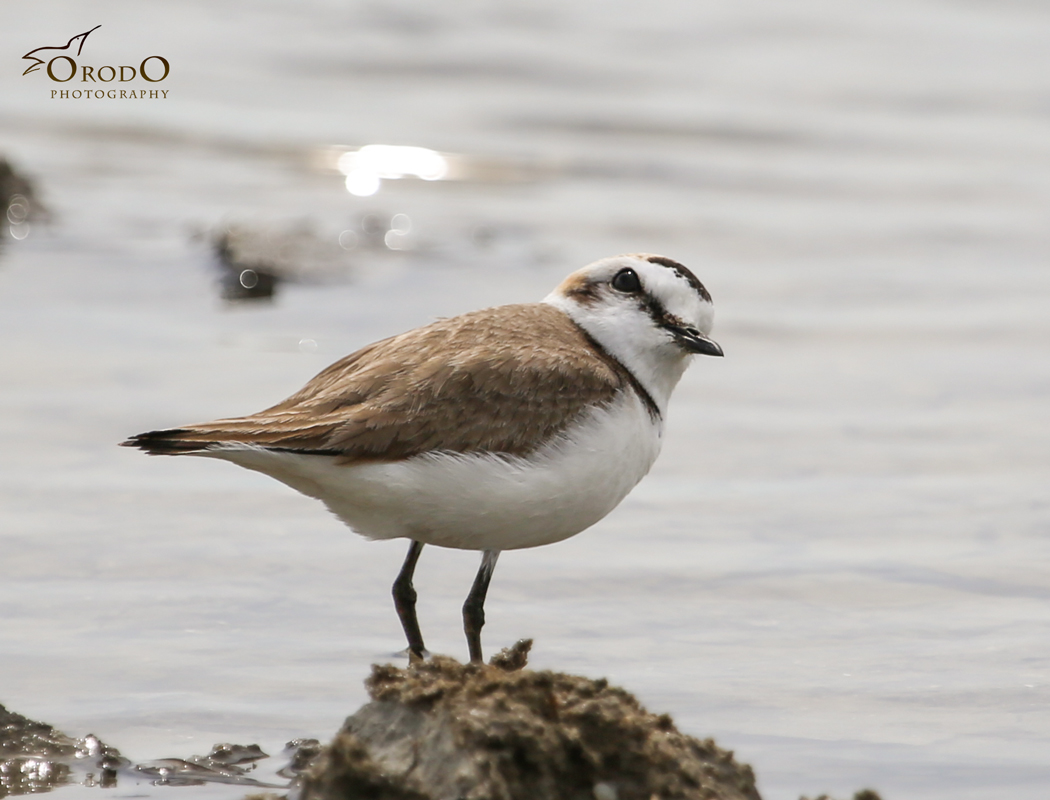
[2,2,1049,798]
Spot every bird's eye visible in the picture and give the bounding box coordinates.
[611,268,641,293]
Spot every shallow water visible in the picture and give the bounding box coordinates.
[2,2,1050,798]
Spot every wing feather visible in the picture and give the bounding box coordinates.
[123,304,631,462]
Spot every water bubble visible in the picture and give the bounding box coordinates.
[79,734,102,757]
[384,229,411,250]
[9,222,30,240]
[338,229,358,250]
[239,269,259,289]
[6,194,29,223]
[390,213,411,234]
[298,338,318,353]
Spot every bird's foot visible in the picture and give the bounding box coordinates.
[395,646,430,664]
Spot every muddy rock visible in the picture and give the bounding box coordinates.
[0,704,126,796]
[302,640,761,800]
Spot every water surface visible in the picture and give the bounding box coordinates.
[2,2,1050,798]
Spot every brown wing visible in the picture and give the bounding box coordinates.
[122,304,632,462]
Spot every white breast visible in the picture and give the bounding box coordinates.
[209,390,663,551]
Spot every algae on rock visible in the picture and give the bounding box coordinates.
[303,640,761,800]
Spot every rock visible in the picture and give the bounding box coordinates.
[0,704,125,795]
[302,643,762,800]
[207,221,357,302]
[134,742,275,787]
[0,703,77,761]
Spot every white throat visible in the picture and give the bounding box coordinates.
[543,294,691,414]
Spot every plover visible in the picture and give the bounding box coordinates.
[123,254,722,662]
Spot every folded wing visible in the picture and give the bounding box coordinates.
[122,304,628,463]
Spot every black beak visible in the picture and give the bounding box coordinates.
[667,325,724,357]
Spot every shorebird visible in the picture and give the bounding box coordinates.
[123,254,723,662]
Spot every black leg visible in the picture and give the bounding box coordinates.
[463,550,500,664]
[392,540,426,661]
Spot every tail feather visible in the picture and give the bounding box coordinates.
[121,418,344,456]
[120,429,219,455]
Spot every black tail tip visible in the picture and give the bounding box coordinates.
[120,429,201,455]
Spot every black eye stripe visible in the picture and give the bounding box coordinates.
[639,294,668,326]
[636,293,691,339]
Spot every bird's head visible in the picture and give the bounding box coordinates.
[545,253,722,408]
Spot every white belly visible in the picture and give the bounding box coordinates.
[207,391,663,551]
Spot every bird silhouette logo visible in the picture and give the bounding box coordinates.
[22,25,102,76]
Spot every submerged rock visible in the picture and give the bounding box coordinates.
[302,640,762,800]
[135,742,278,787]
